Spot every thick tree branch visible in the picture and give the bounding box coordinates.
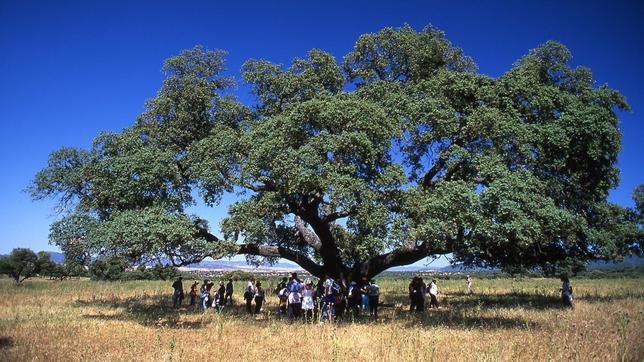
[294,216,322,252]
[421,158,447,188]
[358,242,449,278]
[237,243,324,277]
[194,227,324,276]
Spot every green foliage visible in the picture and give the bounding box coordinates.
[30,25,641,279]
[89,255,129,281]
[0,248,41,284]
[121,264,181,281]
[634,184,644,221]
[220,270,255,281]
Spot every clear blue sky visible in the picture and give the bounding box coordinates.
[1,1,642,267]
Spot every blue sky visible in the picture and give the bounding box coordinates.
[1,1,642,268]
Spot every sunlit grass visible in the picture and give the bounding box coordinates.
[0,276,642,361]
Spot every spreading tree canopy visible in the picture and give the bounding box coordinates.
[31,25,642,280]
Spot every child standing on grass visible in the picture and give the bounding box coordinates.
[301,279,315,322]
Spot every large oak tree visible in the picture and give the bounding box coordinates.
[31,25,641,281]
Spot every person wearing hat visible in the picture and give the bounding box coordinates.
[301,278,315,322]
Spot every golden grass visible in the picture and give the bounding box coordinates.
[0,276,642,361]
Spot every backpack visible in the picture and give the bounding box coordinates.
[288,280,300,293]
[278,288,288,301]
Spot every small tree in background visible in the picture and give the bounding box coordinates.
[36,251,57,279]
[89,255,128,281]
[0,248,40,285]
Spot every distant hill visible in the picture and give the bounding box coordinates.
[46,252,65,263]
[588,256,644,270]
[185,259,301,271]
[388,256,644,274]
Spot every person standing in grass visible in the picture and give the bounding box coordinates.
[200,279,211,311]
[301,279,315,322]
[409,276,424,312]
[321,275,338,322]
[224,279,234,305]
[314,278,324,320]
[466,275,473,294]
[254,281,265,314]
[367,279,380,318]
[171,276,184,308]
[244,277,256,314]
[287,274,302,321]
[214,281,226,309]
[275,277,289,316]
[560,275,574,309]
[360,277,370,313]
[189,281,199,307]
[428,279,439,309]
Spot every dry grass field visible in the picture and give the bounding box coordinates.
[0,275,642,361]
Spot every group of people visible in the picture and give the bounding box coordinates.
[170,277,235,310]
[170,273,574,318]
[244,272,381,322]
[408,276,440,312]
[172,273,445,319]
[172,272,382,322]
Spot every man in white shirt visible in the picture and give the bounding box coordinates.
[428,279,439,309]
[244,278,256,314]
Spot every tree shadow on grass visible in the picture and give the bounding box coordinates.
[74,288,637,331]
[75,294,268,329]
[401,308,539,330]
[75,294,213,329]
[449,292,565,310]
[0,336,14,349]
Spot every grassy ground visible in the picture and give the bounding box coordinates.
[0,276,642,361]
